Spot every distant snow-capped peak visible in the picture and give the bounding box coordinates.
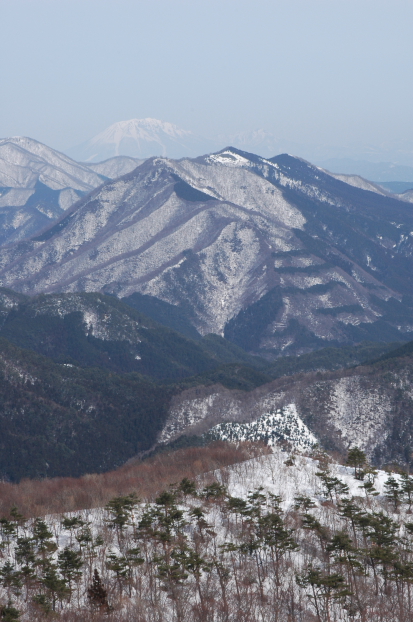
[89,118,193,152]
[67,118,216,162]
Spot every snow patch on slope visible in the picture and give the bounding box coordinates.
[206,150,253,167]
[206,404,317,451]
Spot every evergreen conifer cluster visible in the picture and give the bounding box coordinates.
[1,448,413,620]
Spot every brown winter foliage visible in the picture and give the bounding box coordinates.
[0,441,269,519]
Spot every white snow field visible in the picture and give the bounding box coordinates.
[0,444,411,621]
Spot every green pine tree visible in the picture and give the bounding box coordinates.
[0,602,20,621]
[87,569,108,610]
[346,447,366,480]
[384,476,401,511]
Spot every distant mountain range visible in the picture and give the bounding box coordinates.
[0,136,142,244]
[42,115,411,181]
[0,145,413,357]
[320,157,413,183]
[2,125,412,249]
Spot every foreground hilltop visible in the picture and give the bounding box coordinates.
[1,444,413,621]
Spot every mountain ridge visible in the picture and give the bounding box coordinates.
[159,346,413,468]
[0,147,412,355]
[0,136,143,245]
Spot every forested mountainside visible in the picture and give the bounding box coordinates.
[0,284,410,481]
[122,291,202,341]
[2,444,413,621]
[1,330,410,482]
[0,287,393,382]
[0,147,412,356]
[0,137,141,245]
[0,336,176,481]
[0,287,269,481]
[0,289,264,379]
[159,349,413,469]
[0,333,272,482]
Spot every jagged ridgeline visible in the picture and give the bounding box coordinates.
[0,147,413,357]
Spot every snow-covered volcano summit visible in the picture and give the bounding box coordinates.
[68,118,216,162]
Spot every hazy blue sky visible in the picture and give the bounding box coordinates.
[1,0,412,161]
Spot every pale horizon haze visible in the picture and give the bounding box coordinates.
[1,0,412,164]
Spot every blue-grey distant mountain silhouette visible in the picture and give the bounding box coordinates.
[320,157,413,182]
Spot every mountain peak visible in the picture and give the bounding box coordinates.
[67,118,216,162]
[0,135,75,163]
[0,135,140,246]
[90,118,193,148]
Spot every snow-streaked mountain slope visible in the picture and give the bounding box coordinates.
[324,171,390,195]
[206,404,317,450]
[1,147,413,353]
[85,155,144,178]
[0,136,107,245]
[158,351,413,466]
[398,188,413,203]
[0,138,147,246]
[0,153,312,335]
[0,136,104,191]
[68,118,216,162]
